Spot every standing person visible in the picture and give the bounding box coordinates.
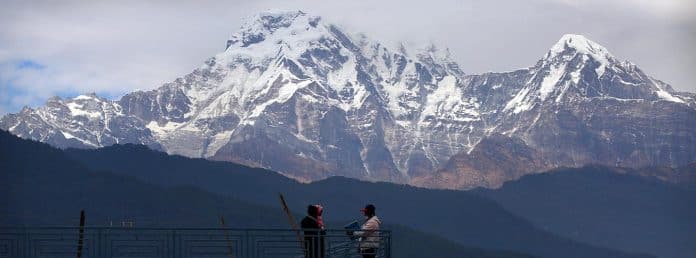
[354,204,381,258]
[301,204,325,258]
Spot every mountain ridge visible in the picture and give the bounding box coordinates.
[0,130,537,258]
[0,130,655,258]
[2,10,694,189]
[475,165,696,258]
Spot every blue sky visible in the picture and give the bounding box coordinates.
[0,60,43,114]
[1,0,694,115]
[0,59,122,114]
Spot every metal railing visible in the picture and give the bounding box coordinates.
[0,227,391,258]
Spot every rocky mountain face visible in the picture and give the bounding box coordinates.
[411,134,552,189]
[2,11,694,189]
[0,94,161,150]
[414,34,696,188]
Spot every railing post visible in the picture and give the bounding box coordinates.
[244,229,250,258]
[23,227,29,258]
[387,231,392,258]
[76,210,85,258]
[171,229,177,258]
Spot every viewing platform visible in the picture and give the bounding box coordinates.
[0,227,392,258]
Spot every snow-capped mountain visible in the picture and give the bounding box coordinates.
[0,93,160,150]
[2,11,694,188]
[413,34,696,188]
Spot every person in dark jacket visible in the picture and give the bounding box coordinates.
[301,204,325,258]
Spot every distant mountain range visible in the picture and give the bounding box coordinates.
[2,10,694,189]
[2,130,665,258]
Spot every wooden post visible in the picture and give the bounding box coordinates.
[76,209,85,258]
[219,216,235,258]
[278,193,306,253]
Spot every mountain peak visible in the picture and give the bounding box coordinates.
[226,10,320,49]
[541,34,615,77]
[246,10,308,30]
[3,13,694,193]
[549,34,612,58]
[416,42,451,58]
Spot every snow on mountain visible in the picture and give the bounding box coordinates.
[104,10,474,181]
[2,12,694,189]
[496,34,690,119]
[414,33,696,189]
[0,93,160,149]
[547,34,613,76]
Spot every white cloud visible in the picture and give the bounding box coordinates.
[555,0,695,22]
[0,0,694,114]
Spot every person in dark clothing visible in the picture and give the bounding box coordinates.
[301,204,325,258]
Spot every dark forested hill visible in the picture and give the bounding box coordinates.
[475,166,696,258]
[0,130,536,258]
[1,130,653,258]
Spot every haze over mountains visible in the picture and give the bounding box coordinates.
[2,10,694,189]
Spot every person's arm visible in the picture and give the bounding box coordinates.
[353,218,377,237]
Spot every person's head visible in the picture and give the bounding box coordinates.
[307,204,319,217]
[361,204,376,218]
[315,204,323,216]
[307,204,323,217]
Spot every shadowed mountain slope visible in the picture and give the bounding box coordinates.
[0,130,536,258]
[29,133,656,258]
[475,165,696,258]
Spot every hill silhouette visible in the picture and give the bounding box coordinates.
[476,166,696,258]
[1,130,652,258]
